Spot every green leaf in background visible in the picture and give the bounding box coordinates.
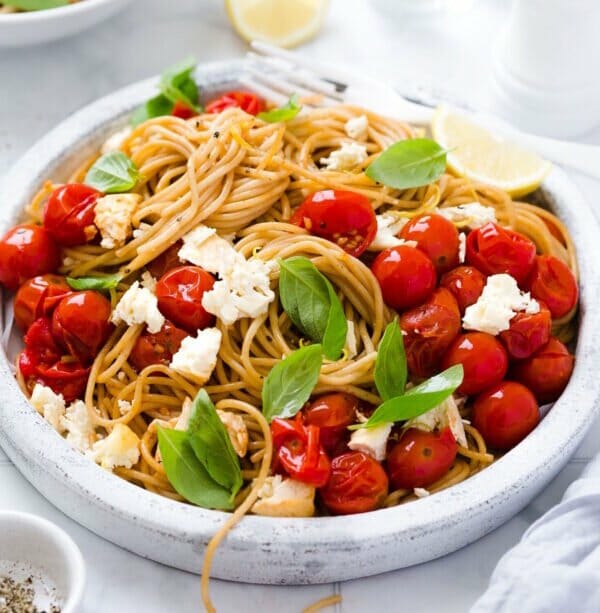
[84,152,140,193]
[4,0,68,10]
[365,138,448,189]
[66,274,121,291]
[374,318,407,401]
[258,94,301,123]
[130,94,174,127]
[262,344,323,422]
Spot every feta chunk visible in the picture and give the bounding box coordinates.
[170,327,222,382]
[112,281,165,333]
[251,475,315,517]
[140,271,156,292]
[414,488,430,498]
[217,409,248,457]
[101,126,132,154]
[94,193,141,249]
[320,142,368,172]
[407,394,467,447]
[61,400,96,452]
[463,273,540,336]
[458,232,466,263]
[437,203,497,229]
[344,319,358,359]
[179,225,240,275]
[348,422,393,461]
[175,397,193,431]
[117,399,132,416]
[132,222,152,240]
[30,384,66,433]
[90,423,140,470]
[368,213,413,251]
[345,114,369,140]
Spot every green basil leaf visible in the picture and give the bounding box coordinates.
[130,94,174,127]
[279,257,347,360]
[262,344,323,422]
[4,0,68,10]
[365,138,447,189]
[186,390,242,496]
[258,94,301,123]
[156,427,233,510]
[374,318,407,400]
[84,152,140,193]
[66,274,121,291]
[158,56,201,111]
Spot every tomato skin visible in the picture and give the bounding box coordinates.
[319,451,389,515]
[472,381,540,450]
[440,265,486,314]
[0,224,61,290]
[399,213,460,275]
[499,301,551,360]
[400,287,461,378]
[130,321,188,371]
[466,223,536,286]
[146,241,183,279]
[291,190,377,257]
[205,91,266,116]
[155,266,215,334]
[303,393,358,454]
[20,317,61,374]
[43,184,101,246]
[14,274,72,331]
[441,332,508,396]
[171,100,197,120]
[527,255,578,319]
[371,245,437,311]
[387,427,457,490]
[510,337,574,404]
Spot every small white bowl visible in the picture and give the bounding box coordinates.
[0,511,85,612]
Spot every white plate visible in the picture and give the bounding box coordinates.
[0,60,599,585]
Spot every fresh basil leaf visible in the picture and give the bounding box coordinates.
[374,319,407,401]
[130,94,174,127]
[66,274,121,291]
[258,94,301,123]
[187,390,242,496]
[156,427,233,510]
[4,0,68,10]
[84,152,140,193]
[158,56,201,111]
[279,257,347,360]
[262,344,323,422]
[365,138,447,189]
[351,364,464,429]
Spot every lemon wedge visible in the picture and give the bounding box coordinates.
[431,105,552,198]
[225,0,329,48]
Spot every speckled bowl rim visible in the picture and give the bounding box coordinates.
[0,60,599,584]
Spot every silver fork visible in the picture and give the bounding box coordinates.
[246,41,600,180]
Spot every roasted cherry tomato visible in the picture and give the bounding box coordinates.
[399,213,460,275]
[205,91,266,116]
[440,265,486,314]
[51,291,114,364]
[466,222,536,286]
[319,451,389,515]
[0,224,61,290]
[527,255,578,319]
[130,321,188,371]
[146,241,183,279]
[499,301,551,360]
[156,265,215,334]
[511,337,574,404]
[43,183,101,246]
[441,332,508,396]
[19,317,61,373]
[387,427,457,490]
[303,393,358,454]
[14,274,72,331]
[291,190,377,257]
[31,359,90,403]
[472,381,540,450]
[372,245,436,311]
[171,100,197,120]
[400,287,461,378]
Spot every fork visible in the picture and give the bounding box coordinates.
[245,41,600,181]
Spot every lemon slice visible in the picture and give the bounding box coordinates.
[225,0,329,48]
[431,105,552,198]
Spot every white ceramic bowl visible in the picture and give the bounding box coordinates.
[0,511,85,612]
[0,60,599,585]
[0,0,132,47]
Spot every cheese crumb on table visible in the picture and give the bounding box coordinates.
[94,193,141,249]
[345,114,369,140]
[251,475,315,517]
[438,202,497,229]
[170,327,222,382]
[90,423,140,470]
[320,142,368,172]
[348,422,393,461]
[111,281,165,333]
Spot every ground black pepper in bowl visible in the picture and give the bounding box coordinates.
[0,575,61,613]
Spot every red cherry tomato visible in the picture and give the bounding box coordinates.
[441,332,508,396]
[43,183,101,246]
[400,287,461,378]
[130,321,188,371]
[0,224,61,290]
[399,213,460,275]
[511,337,574,404]
[387,427,457,490]
[371,245,436,310]
[303,393,358,454]
[19,317,61,373]
[31,359,90,404]
[51,291,114,364]
[146,241,183,279]
[472,381,540,450]
[499,301,551,360]
[14,274,72,331]
[205,91,266,116]
[319,451,389,515]
[440,265,486,314]
[466,223,536,286]
[171,100,197,120]
[527,255,578,319]
[155,266,215,334]
[291,190,377,257]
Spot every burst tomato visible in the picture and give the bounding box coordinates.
[146,241,183,279]
[527,255,578,319]
[499,301,551,360]
[303,393,358,454]
[440,265,486,314]
[130,321,188,370]
[205,91,266,116]
[14,274,72,331]
[171,100,197,119]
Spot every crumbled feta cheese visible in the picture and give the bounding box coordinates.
[344,319,358,359]
[62,256,76,268]
[90,423,140,470]
[179,225,240,275]
[217,409,248,457]
[101,126,132,154]
[170,327,222,382]
[458,232,466,263]
[175,397,193,431]
[30,384,66,433]
[414,488,430,498]
[112,281,165,333]
[94,193,141,249]
[251,475,315,517]
[463,273,540,336]
[345,114,369,140]
[117,399,132,416]
[140,271,156,292]
[348,422,393,461]
[61,400,96,452]
[320,142,368,172]
[437,203,497,229]
[368,213,413,251]
[132,222,152,240]
[407,394,467,447]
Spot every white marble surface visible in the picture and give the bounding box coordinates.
[0,1,599,611]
